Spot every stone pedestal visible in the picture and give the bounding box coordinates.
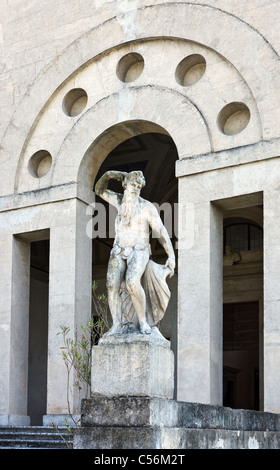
[73,328,178,448]
[74,328,280,449]
[91,328,174,399]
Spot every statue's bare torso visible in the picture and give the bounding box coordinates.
[114,198,154,248]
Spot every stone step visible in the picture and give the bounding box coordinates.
[0,439,71,449]
[0,426,73,449]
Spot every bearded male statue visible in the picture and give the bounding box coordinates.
[95,170,175,336]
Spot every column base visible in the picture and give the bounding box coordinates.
[0,414,30,426]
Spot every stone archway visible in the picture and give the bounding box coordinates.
[3,1,279,198]
[88,128,179,398]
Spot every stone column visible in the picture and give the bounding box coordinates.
[176,178,223,405]
[44,199,92,425]
[0,234,31,425]
[263,189,280,413]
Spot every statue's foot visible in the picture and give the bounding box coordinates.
[104,323,122,337]
[139,321,151,335]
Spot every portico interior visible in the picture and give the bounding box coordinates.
[223,205,263,411]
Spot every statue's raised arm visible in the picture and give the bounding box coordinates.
[95,170,128,207]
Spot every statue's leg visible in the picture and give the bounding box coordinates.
[126,249,151,334]
[106,253,126,335]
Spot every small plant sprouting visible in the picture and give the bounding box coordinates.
[57,281,112,428]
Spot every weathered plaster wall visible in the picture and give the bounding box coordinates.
[1,0,280,143]
[2,1,280,197]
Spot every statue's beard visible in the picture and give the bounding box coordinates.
[118,191,139,225]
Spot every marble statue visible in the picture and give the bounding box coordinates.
[223,244,241,266]
[95,170,175,336]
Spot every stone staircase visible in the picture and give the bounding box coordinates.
[0,426,73,449]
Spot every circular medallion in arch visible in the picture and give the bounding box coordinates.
[28,150,52,178]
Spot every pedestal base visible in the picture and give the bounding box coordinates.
[74,398,280,449]
[91,328,174,399]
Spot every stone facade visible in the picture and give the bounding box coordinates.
[1,0,280,446]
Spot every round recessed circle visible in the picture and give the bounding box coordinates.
[116,52,144,83]
[175,54,206,86]
[28,150,52,178]
[217,102,251,135]
[62,88,88,117]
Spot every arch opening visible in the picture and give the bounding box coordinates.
[78,120,172,190]
[90,130,178,371]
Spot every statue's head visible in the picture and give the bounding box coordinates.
[122,170,146,194]
[224,244,232,254]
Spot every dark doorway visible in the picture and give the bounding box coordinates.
[28,239,49,425]
[223,301,259,410]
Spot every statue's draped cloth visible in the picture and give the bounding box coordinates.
[120,260,171,327]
